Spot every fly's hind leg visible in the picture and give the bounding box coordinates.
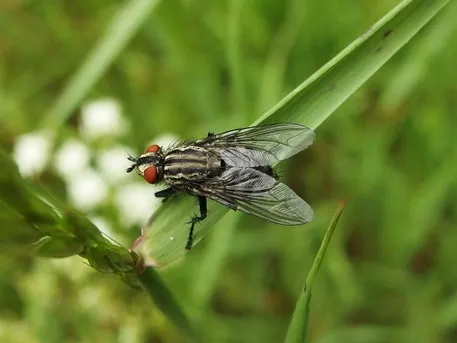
[186,196,207,250]
[155,188,177,203]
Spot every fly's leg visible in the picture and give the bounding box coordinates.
[155,188,177,203]
[186,196,207,250]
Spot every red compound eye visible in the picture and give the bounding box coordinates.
[143,166,158,184]
[146,144,160,153]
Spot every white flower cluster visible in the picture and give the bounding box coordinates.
[13,98,177,238]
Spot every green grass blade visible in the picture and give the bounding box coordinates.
[137,267,201,343]
[134,196,228,266]
[284,201,346,343]
[134,0,450,266]
[257,0,450,129]
[380,0,457,110]
[41,0,160,132]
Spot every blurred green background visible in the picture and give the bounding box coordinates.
[1,0,457,342]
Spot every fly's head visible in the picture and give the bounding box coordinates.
[126,144,164,184]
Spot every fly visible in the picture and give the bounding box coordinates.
[126,123,315,250]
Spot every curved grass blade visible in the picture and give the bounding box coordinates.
[135,0,450,266]
[380,0,457,110]
[134,196,228,266]
[137,267,201,343]
[257,0,449,129]
[284,201,345,343]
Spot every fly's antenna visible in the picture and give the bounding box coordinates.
[126,151,138,173]
[126,163,136,173]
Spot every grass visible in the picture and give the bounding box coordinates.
[285,201,345,343]
[1,1,457,342]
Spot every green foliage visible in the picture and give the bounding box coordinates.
[138,268,201,342]
[285,201,345,343]
[0,0,456,342]
[138,0,450,267]
[0,148,195,340]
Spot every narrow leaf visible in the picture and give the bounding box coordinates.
[284,201,346,343]
[258,0,450,129]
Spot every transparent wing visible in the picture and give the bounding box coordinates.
[194,123,315,167]
[195,167,314,225]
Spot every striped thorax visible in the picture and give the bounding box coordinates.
[163,146,222,183]
[126,144,223,186]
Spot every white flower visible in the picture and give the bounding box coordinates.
[80,98,126,140]
[53,139,90,180]
[115,182,161,226]
[96,145,134,185]
[67,168,108,211]
[13,131,52,177]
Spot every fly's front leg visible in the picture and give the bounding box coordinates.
[186,196,207,250]
[155,188,177,203]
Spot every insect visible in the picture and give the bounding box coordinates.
[126,123,315,250]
